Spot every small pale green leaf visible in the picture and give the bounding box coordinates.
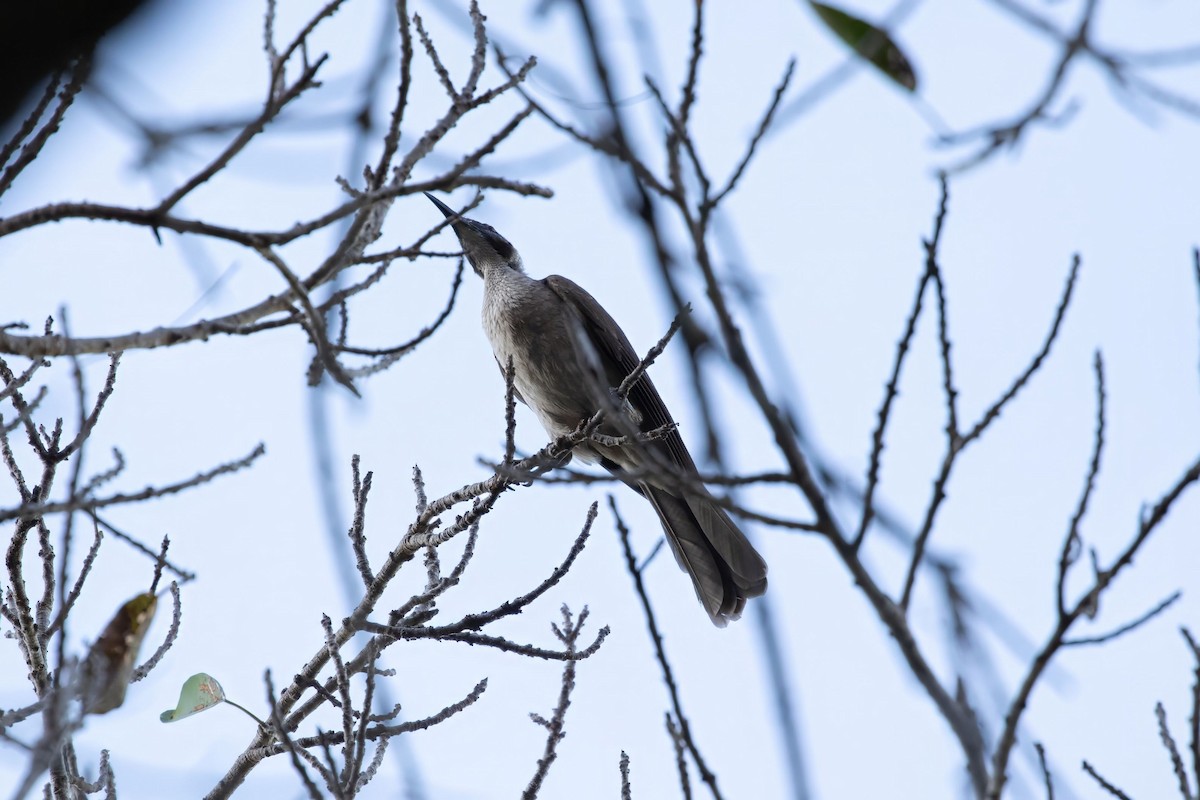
[82,592,158,715]
[160,673,226,723]
[810,1,917,91]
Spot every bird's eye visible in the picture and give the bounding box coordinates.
[489,236,514,260]
[482,228,514,259]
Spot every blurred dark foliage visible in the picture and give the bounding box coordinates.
[0,0,162,125]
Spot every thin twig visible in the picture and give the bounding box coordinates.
[1057,351,1106,617]
[1081,760,1132,799]
[1,444,266,523]
[1062,591,1180,647]
[611,496,724,800]
[522,606,588,798]
[1034,742,1054,800]
[1157,701,1194,800]
[855,176,947,551]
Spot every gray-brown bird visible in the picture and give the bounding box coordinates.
[427,193,767,625]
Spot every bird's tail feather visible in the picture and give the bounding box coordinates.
[683,493,769,596]
[642,484,768,626]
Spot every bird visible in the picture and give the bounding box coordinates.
[426,193,767,626]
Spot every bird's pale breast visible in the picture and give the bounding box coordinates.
[482,270,604,441]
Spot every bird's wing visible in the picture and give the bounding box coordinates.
[545,274,768,620]
[542,274,695,473]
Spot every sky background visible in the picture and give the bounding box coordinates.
[2,0,1199,798]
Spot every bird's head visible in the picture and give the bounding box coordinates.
[425,193,523,278]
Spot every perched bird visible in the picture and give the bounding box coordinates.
[426,193,767,626]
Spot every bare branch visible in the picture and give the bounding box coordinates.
[90,514,196,582]
[964,255,1082,445]
[1157,701,1193,799]
[1057,351,1106,617]
[856,176,946,551]
[390,504,595,635]
[666,713,694,800]
[708,58,796,211]
[1062,591,1180,647]
[130,582,182,681]
[988,453,1200,799]
[611,496,725,800]
[0,443,266,523]
[522,606,589,798]
[346,456,375,587]
[1034,742,1054,800]
[0,58,90,200]
[1081,760,1132,800]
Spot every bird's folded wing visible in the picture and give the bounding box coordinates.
[542,274,695,473]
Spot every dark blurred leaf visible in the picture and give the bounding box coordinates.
[0,0,163,125]
[810,2,918,91]
[82,592,158,714]
[160,673,226,722]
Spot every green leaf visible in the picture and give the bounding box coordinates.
[160,673,226,723]
[810,2,917,91]
[82,592,158,715]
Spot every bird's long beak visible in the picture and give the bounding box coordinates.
[425,192,485,276]
[424,192,459,222]
[425,192,478,249]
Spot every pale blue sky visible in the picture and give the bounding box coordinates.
[2,1,1199,798]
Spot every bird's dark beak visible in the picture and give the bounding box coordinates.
[425,192,477,249]
[425,192,489,277]
[424,192,459,222]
